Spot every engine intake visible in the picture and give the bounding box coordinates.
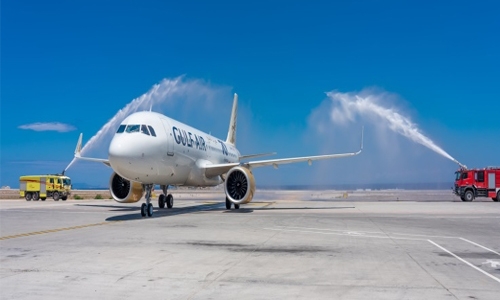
[224,166,255,205]
[109,172,143,203]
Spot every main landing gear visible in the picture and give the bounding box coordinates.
[225,197,240,210]
[140,185,174,218]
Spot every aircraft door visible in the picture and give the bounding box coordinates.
[160,119,175,157]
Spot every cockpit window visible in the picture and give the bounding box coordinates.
[141,125,150,135]
[125,124,140,133]
[148,125,156,137]
[116,125,126,133]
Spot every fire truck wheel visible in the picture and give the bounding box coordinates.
[61,196,68,201]
[41,197,46,201]
[495,191,500,202]
[463,190,474,202]
[25,193,32,201]
[53,191,60,201]
[32,192,39,201]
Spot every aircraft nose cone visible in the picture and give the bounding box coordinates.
[108,137,130,169]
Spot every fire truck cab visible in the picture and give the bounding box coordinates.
[454,167,500,202]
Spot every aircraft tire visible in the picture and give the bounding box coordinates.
[225,197,232,210]
[166,194,173,209]
[147,203,153,217]
[234,204,240,209]
[141,203,147,217]
[158,194,166,208]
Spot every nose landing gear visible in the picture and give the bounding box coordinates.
[141,184,155,217]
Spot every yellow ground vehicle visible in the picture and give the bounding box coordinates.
[19,175,72,201]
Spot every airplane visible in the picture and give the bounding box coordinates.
[74,93,363,217]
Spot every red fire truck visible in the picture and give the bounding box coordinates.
[454,167,500,202]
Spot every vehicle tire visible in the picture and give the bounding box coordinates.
[147,203,154,217]
[225,197,232,210]
[141,203,147,217]
[460,196,466,202]
[158,194,166,208]
[53,191,60,201]
[166,194,173,209]
[41,197,46,201]
[25,193,32,201]
[495,191,500,202]
[234,204,240,209]
[463,190,474,202]
[33,192,39,201]
[61,196,67,201]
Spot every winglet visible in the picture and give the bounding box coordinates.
[75,133,83,157]
[226,93,238,145]
[355,126,364,155]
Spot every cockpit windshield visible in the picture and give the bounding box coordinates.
[116,124,157,136]
[126,125,140,133]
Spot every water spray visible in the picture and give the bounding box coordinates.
[327,91,465,168]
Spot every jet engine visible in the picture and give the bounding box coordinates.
[224,166,255,205]
[109,172,143,203]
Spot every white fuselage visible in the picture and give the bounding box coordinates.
[108,111,240,186]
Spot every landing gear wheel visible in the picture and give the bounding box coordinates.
[464,190,474,202]
[225,197,232,210]
[166,194,173,209]
[53,191,60,201]
[141,203,147,217]
[147,203,154,217]
[234,204,240,209]
[158,194,166,208]
[25,193,32,201]
[33,192,39,201]
[495,191,500,202]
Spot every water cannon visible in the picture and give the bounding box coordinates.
[453,159,467,170]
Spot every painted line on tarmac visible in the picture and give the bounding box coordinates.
[273,226,458,239]
[460,238,500,256]
[263,227,423,241]
[428,239,500,284]
[0,222,119,241]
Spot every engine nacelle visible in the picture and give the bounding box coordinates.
[109,172,143,203]
[224,166,255,205]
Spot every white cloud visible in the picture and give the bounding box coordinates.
[18,122,76,132]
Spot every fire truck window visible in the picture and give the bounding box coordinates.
[148,125,157,137]
[116,124,126,133]
[50,178,54,184]
[462,172,468,180]
[141,124,150,135]
[477,171,484,182]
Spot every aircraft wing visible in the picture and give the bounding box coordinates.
[204,128,363,178]
[73,133,111,167]
[239,152,276,160]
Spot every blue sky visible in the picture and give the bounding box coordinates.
[1,0,499,188]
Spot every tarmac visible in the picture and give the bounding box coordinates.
[1,189,499,299]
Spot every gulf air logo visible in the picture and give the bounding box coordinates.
[172,127,207,151]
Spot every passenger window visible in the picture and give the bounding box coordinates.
[148,125,156,137]
[141,125,150,135]
[477,171,484,182]
[126,125,140,133]
[116,125,126,133]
